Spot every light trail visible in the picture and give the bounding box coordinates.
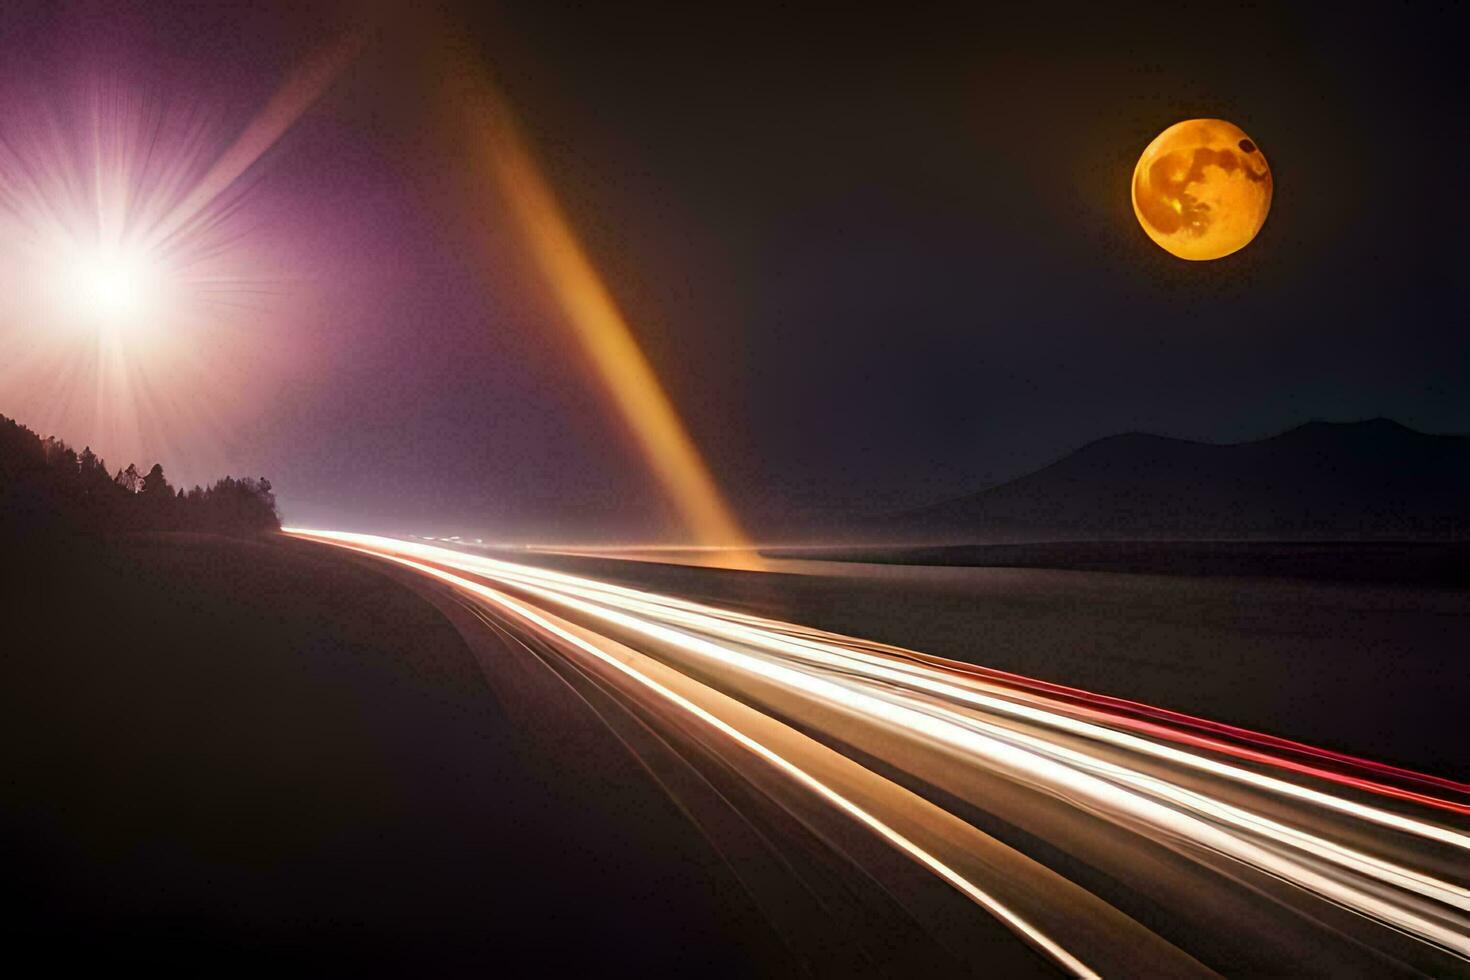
[324,544,1100,976]
[287,528,1470,973]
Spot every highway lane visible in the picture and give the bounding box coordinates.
[287,528,1470,976]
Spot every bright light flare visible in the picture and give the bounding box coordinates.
[0,23,362,480]
[53,242,169,330]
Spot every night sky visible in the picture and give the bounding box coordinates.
[3,1,1466,541]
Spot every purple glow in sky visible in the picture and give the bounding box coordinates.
[2,1,1466,543]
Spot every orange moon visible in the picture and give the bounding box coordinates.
[1131,119,1272,261]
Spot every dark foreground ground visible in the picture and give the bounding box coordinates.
[0,534,787,973]
[6,533,1466,972]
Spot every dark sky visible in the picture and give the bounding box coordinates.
[4,1,1467,540]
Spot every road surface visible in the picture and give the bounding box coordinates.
[288,528,1470,977]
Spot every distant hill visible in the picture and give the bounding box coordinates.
[883,419,1470,542]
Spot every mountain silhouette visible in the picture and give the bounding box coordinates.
[887,419,1470,542]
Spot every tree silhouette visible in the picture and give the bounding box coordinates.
[141,463,170,497]
[1,414,280,538]
[78,446,107,487]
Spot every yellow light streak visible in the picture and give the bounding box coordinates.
[444,63,758,565]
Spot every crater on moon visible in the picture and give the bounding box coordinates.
[1131,119,1272,261]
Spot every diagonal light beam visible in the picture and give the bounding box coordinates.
[445,58,758,565]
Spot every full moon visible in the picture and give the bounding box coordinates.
[1132,118,1272,261]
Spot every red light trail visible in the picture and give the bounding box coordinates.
[288,529,1470,975]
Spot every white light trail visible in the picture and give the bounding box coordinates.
[304,535,1099,977]
[286,528,1470,968]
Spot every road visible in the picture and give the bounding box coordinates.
[287,528,1470,977]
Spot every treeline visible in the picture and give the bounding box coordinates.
[1,413,279,539]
